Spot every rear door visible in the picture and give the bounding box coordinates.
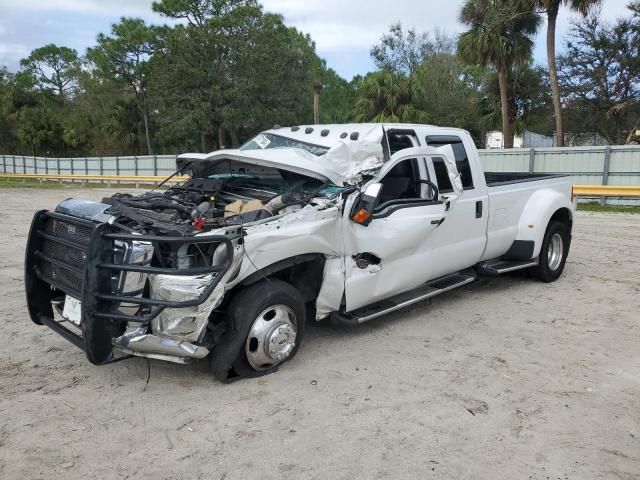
[342,149,451,311]
[423,135,489,277]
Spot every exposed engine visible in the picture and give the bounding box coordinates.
[102,175,312,237]
[102,178,229,237]
[96,168,325,272]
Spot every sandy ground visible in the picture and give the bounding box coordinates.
[0,187,638,480]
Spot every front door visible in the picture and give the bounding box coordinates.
[342,149,453,311]
[422,138,489,278]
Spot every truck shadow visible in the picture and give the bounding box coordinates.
[304,270,533,341]
[113,270,536,384]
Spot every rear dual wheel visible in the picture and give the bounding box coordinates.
[210,279,305,382]
[531,221,570,283]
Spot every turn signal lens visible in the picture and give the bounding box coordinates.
[352,209,371,225]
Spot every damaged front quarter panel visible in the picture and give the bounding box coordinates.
[231,197,348,319]
[148,243,244,343]
[315,256,345,319]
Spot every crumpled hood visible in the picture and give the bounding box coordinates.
[178,125,385,186]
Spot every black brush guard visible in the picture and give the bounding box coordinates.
[25,210,233,365]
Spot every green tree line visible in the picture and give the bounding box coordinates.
[0,0,638,156]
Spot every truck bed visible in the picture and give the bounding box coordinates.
[485,172,568,187]
[480,171,574,262]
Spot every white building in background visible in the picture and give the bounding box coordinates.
[485,130,554,149]
[485,131,523,149]
[485,130,614,148]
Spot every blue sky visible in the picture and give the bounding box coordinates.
[0,0,633,80]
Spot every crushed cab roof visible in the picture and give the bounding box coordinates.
[178,123,458,186]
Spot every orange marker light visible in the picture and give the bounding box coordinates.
[352,209,371,225]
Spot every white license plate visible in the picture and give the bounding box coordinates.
[62,295,82,326]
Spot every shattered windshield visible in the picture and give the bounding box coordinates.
[240,133,330,156]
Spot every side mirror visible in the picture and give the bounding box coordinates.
[350,183,383,226]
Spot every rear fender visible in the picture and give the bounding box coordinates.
[514,189,574,258]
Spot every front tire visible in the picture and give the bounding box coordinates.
[210,279,306,382]
[531,221,570,283]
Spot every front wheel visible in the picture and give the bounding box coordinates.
[531,221,570,283]
[210,279,306,382]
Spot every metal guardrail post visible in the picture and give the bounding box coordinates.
[70,157,74,175]
[602,146,611,185]
[34,156,37,174]
[116,155,120,176]
[99,157,103,175]
[153,155,157,176]
[1,156,4,173]
[134,156,139,176]
[601,146,612,205]
[85,157,88,175]
[56,157,60,175]
[528,148,535,173]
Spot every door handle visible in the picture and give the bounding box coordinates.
[475,201,483,219]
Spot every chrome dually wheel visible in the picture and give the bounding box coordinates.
[245,305,298,371]
[211,278,306,382]
[531,220,570,283]
[547,232,564,271]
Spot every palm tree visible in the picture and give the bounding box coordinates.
[353,71,429,123]
[476,63,549,137]
[537,0,602,147]
[458,0,540,148]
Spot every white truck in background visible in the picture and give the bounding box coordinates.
[25,124,575,381]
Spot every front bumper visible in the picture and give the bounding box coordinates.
[24,209,233,365]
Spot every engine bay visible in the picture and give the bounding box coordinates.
[101,160,339,237]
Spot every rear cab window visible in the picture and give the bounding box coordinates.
[386,129,420,155]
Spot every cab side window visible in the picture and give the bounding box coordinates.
[425,135,474,190]
[377,159,421,207]
[432,157,454,194]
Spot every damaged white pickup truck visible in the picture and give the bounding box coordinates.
[25,124,575,381]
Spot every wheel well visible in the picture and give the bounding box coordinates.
[238,254,326,303]
[550,207,572,230]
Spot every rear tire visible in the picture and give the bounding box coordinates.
[531,221,570,283]
[210,279,306,382]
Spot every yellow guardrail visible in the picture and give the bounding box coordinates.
[572,185,640,197]
[1,173,640,197]
[0,173,188,184]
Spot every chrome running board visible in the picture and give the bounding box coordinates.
[477,259,538,276]
[332,270,477,326]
